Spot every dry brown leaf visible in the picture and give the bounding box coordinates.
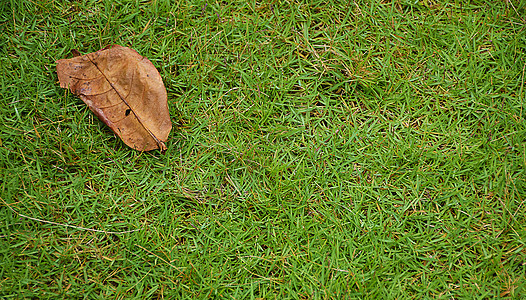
[56,45,172,151]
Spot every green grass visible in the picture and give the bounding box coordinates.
[1,0,525,298]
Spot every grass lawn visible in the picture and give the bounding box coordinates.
[1,0,525,298]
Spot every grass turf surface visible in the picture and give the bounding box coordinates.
[1,0,526,298]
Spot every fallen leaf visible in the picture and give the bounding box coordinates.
[56,45,172,151]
